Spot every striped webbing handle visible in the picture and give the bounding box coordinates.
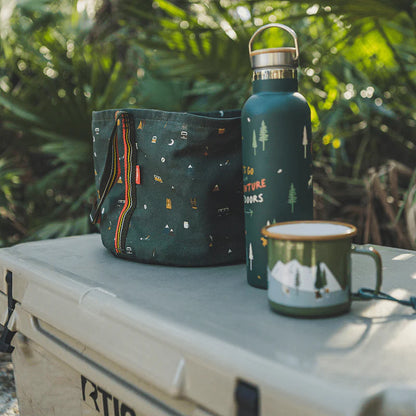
[90,111,137,254]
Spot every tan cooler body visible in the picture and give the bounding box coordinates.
[0,235,416,416]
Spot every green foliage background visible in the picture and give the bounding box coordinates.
[0,0,415,247]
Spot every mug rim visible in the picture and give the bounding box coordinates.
[261,220,357,241]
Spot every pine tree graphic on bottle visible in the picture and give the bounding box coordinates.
[248,243,254,270]
[259,120,269,151]
[252,130,257,156]
[288,183,297,213]
[302,126,308,159]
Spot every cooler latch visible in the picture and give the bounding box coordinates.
[0,271,17,353]
[235,380,260,416]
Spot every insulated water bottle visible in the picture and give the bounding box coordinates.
[241,24,313,289]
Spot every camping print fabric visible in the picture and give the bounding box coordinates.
[92,108,245,266]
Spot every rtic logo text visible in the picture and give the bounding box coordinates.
[81,375,136,416]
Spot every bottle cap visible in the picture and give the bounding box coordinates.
[249,24,299,70]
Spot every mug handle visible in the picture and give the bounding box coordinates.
[351,245,382,299]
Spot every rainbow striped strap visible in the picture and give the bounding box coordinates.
[90,112,137,257]
[114,113,137,254]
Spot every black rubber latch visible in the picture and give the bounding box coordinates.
[235,380,260,416]
[0,271,16,353]
[0,329,16,353]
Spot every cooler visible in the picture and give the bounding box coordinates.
[0,234,415,416]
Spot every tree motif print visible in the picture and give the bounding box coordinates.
[252,130,257,156]
[314,262,327,298]
[302,125,308,159]
[248,243,254,270]
[259,120,269,151]
[288,183,297,213]
[295,269,300,294]
[322,268,327,287]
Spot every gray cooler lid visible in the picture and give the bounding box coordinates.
[1,235,416,415]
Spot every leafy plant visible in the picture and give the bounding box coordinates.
[0,0,415,248]
[0,0,180,244]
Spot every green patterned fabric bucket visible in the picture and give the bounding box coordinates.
[91,109,245,266]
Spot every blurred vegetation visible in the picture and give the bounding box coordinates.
[0,0,415,248]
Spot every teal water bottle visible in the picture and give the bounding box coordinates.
[242,24,313,289]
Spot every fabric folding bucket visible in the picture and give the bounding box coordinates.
[90,109,245,266]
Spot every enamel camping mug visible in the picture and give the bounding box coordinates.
[262,221,383,317]
[242,24,313,289]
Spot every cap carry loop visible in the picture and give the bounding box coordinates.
[353,288,416,311]
[249,23,299,69]
[249,23,299,60]
[90,111,137,255]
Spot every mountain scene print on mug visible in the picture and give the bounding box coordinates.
[269,259,348,309]
[262,221,383,318]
